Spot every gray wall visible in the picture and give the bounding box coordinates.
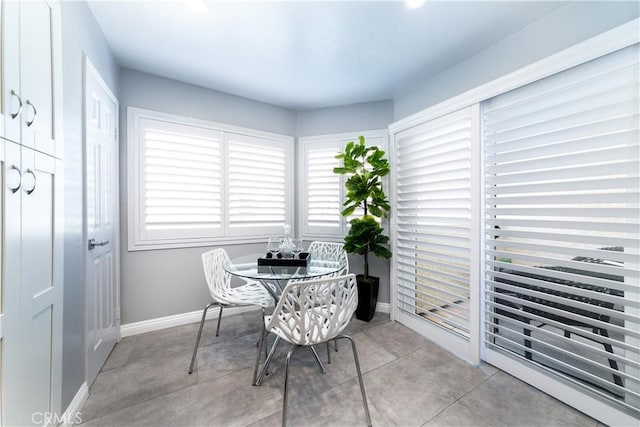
[60,1,119,411]
[118,69,297,323]
[393,1,640,120]
[296,101,393,137]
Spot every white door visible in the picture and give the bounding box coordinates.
[85,58,119,386]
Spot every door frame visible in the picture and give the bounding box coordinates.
[82,55,121,384]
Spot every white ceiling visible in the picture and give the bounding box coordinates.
[87,0,569,110]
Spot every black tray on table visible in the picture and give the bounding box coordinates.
[257,253,310,274]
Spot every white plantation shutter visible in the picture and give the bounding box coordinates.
[302,141,343,236]
[227,133,290,235]
[483,44,640,414]
[299,133,389,239]
[128,108,293,249]
[139,118,222,241]
[395,107,476,338]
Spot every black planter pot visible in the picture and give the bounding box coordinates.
[355,275,379,322]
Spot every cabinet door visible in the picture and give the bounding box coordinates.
[1,145,62,426]
[19,147,63,425]
[0,0,4,138]
[1,0,21,144]
[19,0,56,156]
[1,140,24,426]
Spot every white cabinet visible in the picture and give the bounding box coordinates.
[1,0,64,425]
[2,0,63,159]
[1,142,64,427]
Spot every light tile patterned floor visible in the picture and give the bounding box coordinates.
[79,311,600,426]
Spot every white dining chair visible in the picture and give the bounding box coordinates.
[257,273,371,427]
[188,248,274,374]
[307,240,349,275]
[308,240,349,357]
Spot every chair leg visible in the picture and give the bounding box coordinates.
[215,304,225,337]
[256,336,281,386]
[341,335,372,427]
[188,302,217,374]
[326,342,331,364]
[253,321,268,386]
[598,328,624,387]
[309,346,326,374]
[524,326,532,360]
[282,346,299,427]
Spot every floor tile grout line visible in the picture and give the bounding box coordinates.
[419,369,500,427]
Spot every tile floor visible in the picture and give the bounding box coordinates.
[79,311,601,426]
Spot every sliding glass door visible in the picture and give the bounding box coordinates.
[482,44,639,420]
[392,106,481,363]
[391,39,639,424]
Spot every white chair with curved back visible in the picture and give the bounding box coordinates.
[307,240,349,356]
[307,240,349,276]
[188,248,274,374]
[257,273,371,427]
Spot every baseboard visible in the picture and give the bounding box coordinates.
[61,381,88,426]
[121,302,390,338]
[376,302,390,314]
[120,305,258,337]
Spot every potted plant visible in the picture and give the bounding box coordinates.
[334,135,392,321]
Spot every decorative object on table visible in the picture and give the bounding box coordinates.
[291,237,303,258]
[267,236,282,257]
[279,224,295,258]
[257,254,310,274]
[334,135,392,321]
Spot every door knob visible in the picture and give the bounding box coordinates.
[88,239,110,250]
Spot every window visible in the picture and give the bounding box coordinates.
[128,108,293,250]
[227,132,289,235]
[298,130,388,240]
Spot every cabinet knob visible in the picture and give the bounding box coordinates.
[25,100,37,127]
[10,90,23,119]
[7,165,22,193]
[22,169,36,195]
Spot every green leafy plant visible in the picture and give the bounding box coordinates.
[334,135,392,278]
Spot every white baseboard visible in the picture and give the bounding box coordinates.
[120,305,258,338]
[61,381,88,426]
[121,302,391,338]
[375,302,390,314]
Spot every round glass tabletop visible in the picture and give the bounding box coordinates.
[225,253,341,281]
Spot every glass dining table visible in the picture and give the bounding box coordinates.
[224,253,343,386]
[224,253,342,300]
